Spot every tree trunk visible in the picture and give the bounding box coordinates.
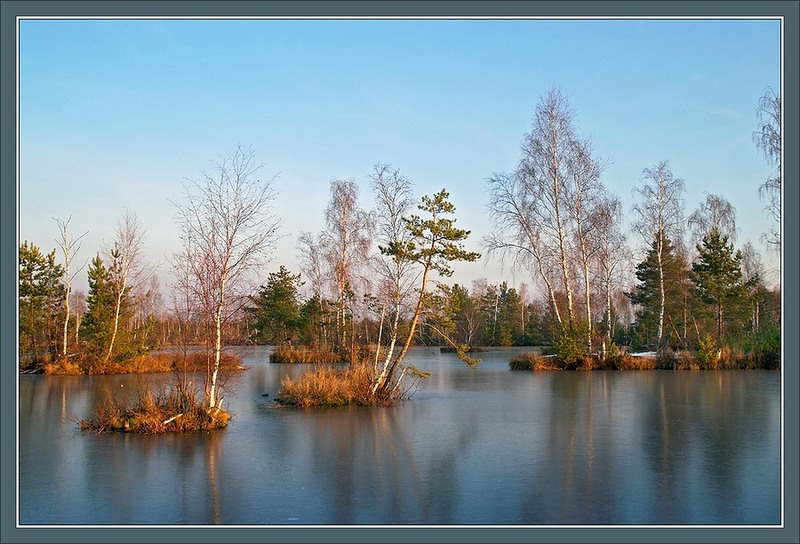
[553,176,575,324]
[583,258,592,353]
[209,307,222,409]
[656,235,666,352]
[377,259,432,395]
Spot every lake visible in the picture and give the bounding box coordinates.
[17,346,782,526]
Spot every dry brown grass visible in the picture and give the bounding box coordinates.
[41,351,246,376]
[278,363,399,407]
[613,352,657,370]
[42,356,83,375]
[509,352,563,371]
[79,384,230,434]
[269,346,340,364]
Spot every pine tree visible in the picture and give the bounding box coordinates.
[373,189,481,395]
[627,235,692,351]
[691,231,746,344]
[19,241,65,367]
[80,254,116,361]
[246,266,304,345]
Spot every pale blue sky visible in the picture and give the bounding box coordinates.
[19,18,782,295]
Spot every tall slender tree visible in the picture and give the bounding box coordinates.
[631,161,686,352]
[370,163,418,375]
[105,210,146,362]
[174,145,280,410]
[594,196,628,356]
[54,216,87,357]
[321,178,374,360]
[753,87,781,249]
[486,86,605,343]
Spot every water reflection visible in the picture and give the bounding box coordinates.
[18,350,781,525]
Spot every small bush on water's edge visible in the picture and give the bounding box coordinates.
[78,383,230,434]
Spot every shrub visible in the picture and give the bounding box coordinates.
[697,334,720,369]
[551,326,588,369]
[743,325,781,369]
[42,356,83,375]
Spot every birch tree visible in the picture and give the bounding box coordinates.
[518,86,578,324]
[486,171,565,328]
[104,210,145,362]
[174,145,280,409]
[54,216,87,357]
[565,138,605,352]
[688,193,737,246]
[297,231,330,348]
[631,161,686,353]
[321,178,374,360]
[486,87,602,337]
[753,88,781,249]
[593,196,628,357]
[370,163,418,378]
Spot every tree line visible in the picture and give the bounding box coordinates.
[20,86,781,381]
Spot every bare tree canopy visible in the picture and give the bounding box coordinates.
[688,193,738,244]
[753,87,781,248]
[104,209,146,361]
[486,86,608,339]
[173,145,280,409]
[632,161,686,246]
[54,215,87,356]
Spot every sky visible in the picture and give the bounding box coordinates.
[18,17,782,297]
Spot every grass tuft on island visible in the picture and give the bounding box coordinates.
[278,363,402,407]
[79,383,230,434]
[269,345,340,364]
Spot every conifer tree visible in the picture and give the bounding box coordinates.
[246,266,304,345]
[691,231,747,344]
[80,254,116,362]
[627,235,692,350]
[373,189,481,396]
[19,241,65,367]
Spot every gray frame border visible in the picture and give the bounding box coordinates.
[2,1,797,543]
